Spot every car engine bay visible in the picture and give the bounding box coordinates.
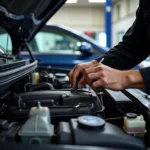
[0,64,149,150]
[0,0,149,149]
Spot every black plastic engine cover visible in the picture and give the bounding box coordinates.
[57,118,145,150]
[6,88,103,120]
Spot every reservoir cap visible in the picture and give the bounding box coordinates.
[126,113,137,118]
[77,115,105,128]
[55,73,67,78]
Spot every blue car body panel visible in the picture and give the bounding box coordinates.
[21,53,100,69]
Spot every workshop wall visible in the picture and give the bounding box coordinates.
[47,6,104,32]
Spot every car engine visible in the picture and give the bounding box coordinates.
[0,0,148,149]
[0,64,149,150]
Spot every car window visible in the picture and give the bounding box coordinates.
[0,27,12,54]
[29,29,82,55]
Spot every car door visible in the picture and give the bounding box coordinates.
[21,26,102,69]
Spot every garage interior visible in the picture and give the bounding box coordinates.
[0,1,150,150]
[48,0,139,47]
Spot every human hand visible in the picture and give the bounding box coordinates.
[78,64,145,91]
[68,60,99,88]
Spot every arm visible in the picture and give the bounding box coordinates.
[95,0,150,93]
[96,0,149,70]
[69,0,150,92]
[80,63,145,91]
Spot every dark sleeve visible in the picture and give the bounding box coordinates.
[96,0,150,93]
[96,0,149,70]
[140,67,150,93]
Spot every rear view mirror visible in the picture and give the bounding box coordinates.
[79,42,93,55]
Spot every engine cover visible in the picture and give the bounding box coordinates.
[57,117,145,150]
[6,88,104,120]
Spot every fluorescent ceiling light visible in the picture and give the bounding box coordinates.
[66,0,78,3]
[88,0,106,3]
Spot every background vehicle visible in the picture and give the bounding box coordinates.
[0,24,148,69]
[21,25,108,69]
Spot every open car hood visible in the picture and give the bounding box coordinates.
[0,0,66,54]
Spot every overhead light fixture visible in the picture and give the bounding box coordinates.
[88,0,106,3]
[66,0,78,3]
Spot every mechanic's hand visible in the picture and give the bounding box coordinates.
[78,63,145,91]
[68,60,99,88]
[79,64,127,91]
[69,60,145,91]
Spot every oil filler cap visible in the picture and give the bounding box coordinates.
[77,115,105,128]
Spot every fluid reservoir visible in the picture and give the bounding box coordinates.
[18,102,54,144]
[32,72,40,84]
[124,113,146,134]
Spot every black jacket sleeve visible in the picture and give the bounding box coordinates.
[96,0,150,93]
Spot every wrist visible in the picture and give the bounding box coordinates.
[123,70,145,88]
